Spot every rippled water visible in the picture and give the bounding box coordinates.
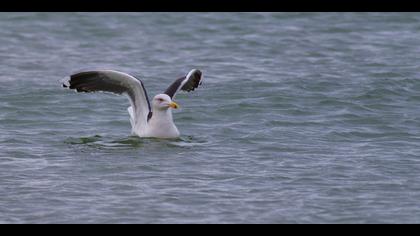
[1,12,420,223]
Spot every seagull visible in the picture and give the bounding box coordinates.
[63,69,203,138]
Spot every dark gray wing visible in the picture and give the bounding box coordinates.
[64,70,152,130]
[164,69,203,99]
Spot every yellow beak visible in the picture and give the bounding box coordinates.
[169,101,179,109]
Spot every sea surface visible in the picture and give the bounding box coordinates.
[1,12,420,223]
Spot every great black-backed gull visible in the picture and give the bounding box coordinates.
[63,69,203,138]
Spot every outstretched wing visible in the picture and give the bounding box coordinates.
[164,69,203,99]
[63,70,152,132]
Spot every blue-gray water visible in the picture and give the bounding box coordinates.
[1,12,420,223]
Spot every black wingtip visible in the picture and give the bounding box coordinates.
[62,77,71,89]
[187,69,202,79]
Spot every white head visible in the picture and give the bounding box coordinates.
[152,94,179,111]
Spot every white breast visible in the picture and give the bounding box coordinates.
[139,110,180,138]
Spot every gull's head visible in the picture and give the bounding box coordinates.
[152,94,179,111]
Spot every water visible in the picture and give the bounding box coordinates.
[1,12,420,224]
